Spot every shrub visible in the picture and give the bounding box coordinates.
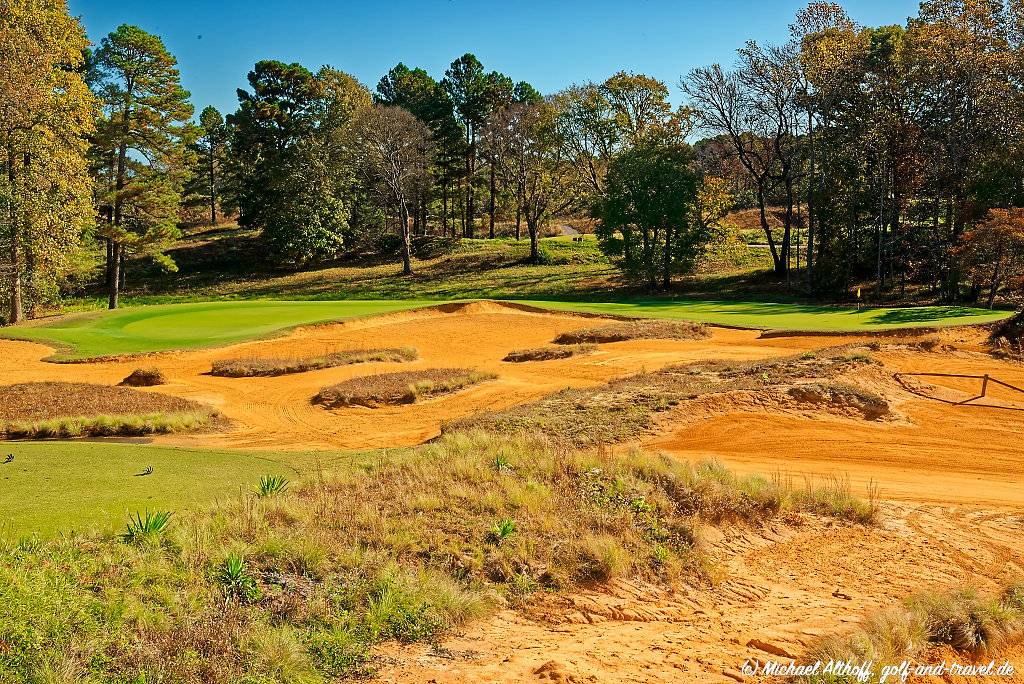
[314,369,496,408]
[119,368,167,386]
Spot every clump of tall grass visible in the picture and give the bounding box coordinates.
[314,369,496,408]
[2,411,219,439]
[211,347,418,377]
[553,319,709,344]
[503,344,596,362]
[804,582,1024,683]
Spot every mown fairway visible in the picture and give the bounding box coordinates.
[0,299,431,359]
[0,441,354,538]
[531,299,1011,331]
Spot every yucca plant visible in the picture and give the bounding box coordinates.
[487,518,516,545]
[121,510,172,544]
[256,474,289,497]
[216,553,260,603]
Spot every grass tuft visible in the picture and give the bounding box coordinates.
[804,582,1024,682]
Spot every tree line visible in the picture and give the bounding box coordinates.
[684,0,1024,304]
[2,0,1023,325]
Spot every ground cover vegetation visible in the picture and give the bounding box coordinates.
[451,346,889,460]
[314,368,496,407]
[502,343,596,362]
[0,381,221,438]
[210,347,418,377]
[0,431,877,683]
[552,319,710,344]
[4,1,1024,327]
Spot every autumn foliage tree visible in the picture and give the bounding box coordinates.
[0,0,95,322]
[957,208,1024,308]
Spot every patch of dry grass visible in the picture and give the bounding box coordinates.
[804,582,1024,682]
[314,369,496,408]
[210,347,418,377]
[553,319,710,344]
[119,368,168,386]
[451,348,877,448]
[503,344,596,362]
[0,382,220,439]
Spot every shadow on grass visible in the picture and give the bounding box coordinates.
[873,306,1000,324]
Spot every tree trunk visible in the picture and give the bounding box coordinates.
[757,184,783,274]
[987,245,1003,309]
[515,183,522,241]
[465,126,475,238]
[7,151,23,323]
[108,242,122,310]
[526,213,539,262]
[400,199,413,276]
[806,111,815,287]
[109,84,131,310]
[488,159,496,239]
[441,181,449,237]
[105,237,114,287]
[662,221,672,289]
[209,147,217,226]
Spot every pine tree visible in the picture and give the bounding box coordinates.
[91,24,194,309]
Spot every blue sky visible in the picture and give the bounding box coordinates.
[69,0,922,117]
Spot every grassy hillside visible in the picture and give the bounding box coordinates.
[73,224,774,306]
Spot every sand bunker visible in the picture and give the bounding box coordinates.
[2,302,1022,681]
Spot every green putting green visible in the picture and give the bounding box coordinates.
[0,298,1010,361]
[526,299,1012,332]
[0,299,432,360]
